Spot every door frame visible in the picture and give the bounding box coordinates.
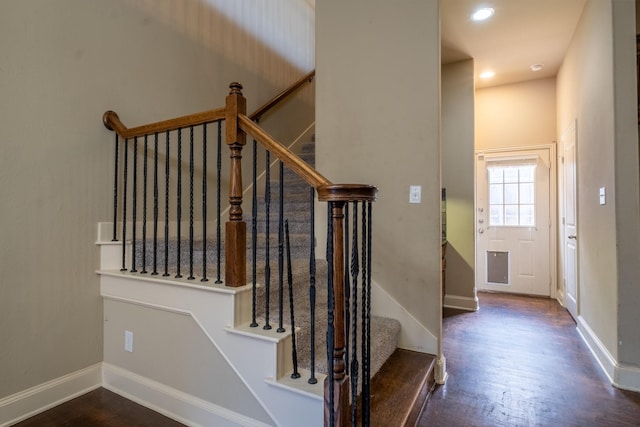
[474,144,557,299]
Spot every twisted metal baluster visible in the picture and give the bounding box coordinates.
[365,202,373,425]
[188,126,195,280]
[344,203,350,376]
[326,203,335,427]
[285,220,300,379]
[361,202,372,425]
[141,135,148,274]
[308,186,317,385]
[163,131,170,277]
[350,202,360,426]
[263,150,272,330]
[130,136,138,273]
[201,123,208,282]
[250,137,258,327]
[215,121,222,283]
[152,133,159,275]
[175,128,182,278]
[121,138,129,271]
[277,161,285,333]
[112,134,119,242]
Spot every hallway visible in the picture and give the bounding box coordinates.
[418,292,640,426]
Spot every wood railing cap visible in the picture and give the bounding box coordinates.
[317,184,378,202]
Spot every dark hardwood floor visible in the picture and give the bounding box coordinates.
[14,292,640,426]
[417,292,640,427]
[12,388,184,427]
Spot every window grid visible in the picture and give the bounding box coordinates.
[488,165,535,226]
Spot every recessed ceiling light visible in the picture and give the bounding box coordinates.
[472,7,495,21]
[530,63,544,72]
[480,71,495,79]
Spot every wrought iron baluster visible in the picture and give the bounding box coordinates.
[263,150,272,330]
[152,133,159,275]
[131,136,138,273]
[344,203,350,376]
[366,202,373,425]
[361,202,371,425]
[188,125,195,280]
[175,128,183,278]
[215,121,222,284]
[121,138,129,271]
[326,203,335,427]
[308,187,317,385]
[141,135,148,274]
[163,131,170,277]
[250,137,258,327]
[112,134,119,242]
[277,161,285,333]
[285,220,301,379]
[350,202,360,426]
[201,123,208,282]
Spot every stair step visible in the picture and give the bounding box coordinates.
[366,349,436,426]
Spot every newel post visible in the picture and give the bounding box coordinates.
[225,82,247,287]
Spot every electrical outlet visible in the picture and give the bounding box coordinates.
[125,330,133,352]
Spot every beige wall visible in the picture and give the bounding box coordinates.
[557,0,640,366]
[316,0,441,346]
[476,78,557,150]
[442,60,476,302]
[0,0,314,400]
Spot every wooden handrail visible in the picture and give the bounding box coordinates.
[238,113,331,189]
[249,70,315,121]
[102,108,226,139]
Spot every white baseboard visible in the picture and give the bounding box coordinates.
[371,280,438,354]
[443,294,479,311]
[577,316,640,392]
[0,363,102,427]
[102,363,270,427]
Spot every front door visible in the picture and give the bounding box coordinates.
[476,147,552,296]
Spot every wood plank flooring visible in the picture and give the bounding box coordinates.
[12,388,184,427]
[417,292,640,427]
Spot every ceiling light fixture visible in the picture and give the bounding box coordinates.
[530,63,544,72]
[471,7,495,21]
[479,71,495,79]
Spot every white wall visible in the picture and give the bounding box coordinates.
[442,59,476,306]
[316,0,441,353]
[0,0,314,401]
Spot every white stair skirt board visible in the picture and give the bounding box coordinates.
[102,363,272,427]
[371,280,438,355]
[577,316,640,393]
[443,294,479,311]
[0,363,102,427]
[99,272,323,427]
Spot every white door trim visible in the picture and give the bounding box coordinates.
[474,144,557,299]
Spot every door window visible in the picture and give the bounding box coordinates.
[488,164,536,226]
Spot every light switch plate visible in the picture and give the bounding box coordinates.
[599,187,606,205]
[409,185,421,204]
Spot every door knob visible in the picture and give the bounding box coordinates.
[568,235,577,239]
[478,228,484,234]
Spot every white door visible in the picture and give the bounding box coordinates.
[562,125,579,319]
[476,148,552,296]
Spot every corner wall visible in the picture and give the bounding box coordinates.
[315,0,441,354]
[557,0,640,388]
[442,59,476,309]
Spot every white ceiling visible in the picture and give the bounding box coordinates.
[441,0,587,89]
